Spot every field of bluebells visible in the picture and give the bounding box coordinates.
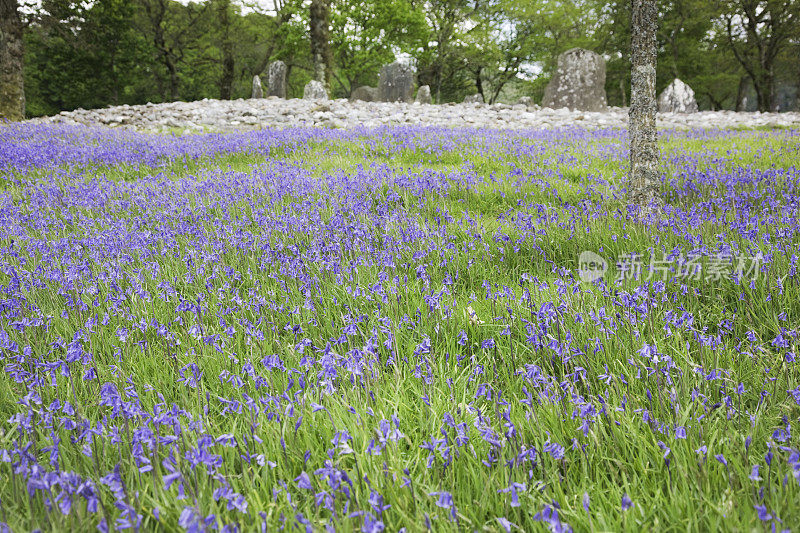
[0,122,799,532]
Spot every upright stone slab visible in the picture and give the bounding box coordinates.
[350,86,377,102]
[377,62,415,103]
[463,94,484,104]
[415,85,432,104]
[542,48,607,111]
[251,75,263,99]
[268,61,287,98]
[303,80,328,100]
[657,78,698,113]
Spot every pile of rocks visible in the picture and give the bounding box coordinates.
[28,98,800,132]
[23,52,800,133]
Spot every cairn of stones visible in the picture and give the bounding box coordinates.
[31,100,800,132]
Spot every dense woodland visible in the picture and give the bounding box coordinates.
[9,0,800,116]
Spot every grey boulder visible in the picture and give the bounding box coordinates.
[542,48,607,112]
[267,61,287,99]
[658,78,698,113]
[415,85,432,104]
[303,80,328,101]
[251,75,263,99]
[377,62,415,103]
[350,86,378,102]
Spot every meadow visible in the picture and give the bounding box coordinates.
[0,123,798,532]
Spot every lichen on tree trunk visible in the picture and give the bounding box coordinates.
[629,0,662,216]
[0,0,25,121]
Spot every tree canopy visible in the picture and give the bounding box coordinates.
[16,0,800,116]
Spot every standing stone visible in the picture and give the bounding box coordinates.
[350,86,377,102]
[251,75,263,99]
[542,48,607,111]
[415,85,432,104]
[629,0,662,213]
[268,61,287,98]
[657,78,698,113]
[303,80,328,100]
[377,62,415,103]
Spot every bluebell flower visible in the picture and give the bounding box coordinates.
[621,494,633,511]
[295,471,313,490]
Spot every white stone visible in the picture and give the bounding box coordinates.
[658,79,698,114]
[24,96,800,132]
[415,85,432,105]
[303,81,328,101]
[251,76,263,99]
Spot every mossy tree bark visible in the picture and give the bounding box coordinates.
[629,0,662,215]
[0,0,25,121]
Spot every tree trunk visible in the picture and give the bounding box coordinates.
[768,65,776,112]
[309,0,331,87]
[220,48,234,100]
[253,43,277,77]
[474,67,484,101]
[144,0,180,101]
[735,76,748,111]
[755,70,776,112]
[752,79,764,112]
[167,58,180,101]
[796,63,800,111]
[0,0,25,120]
[251,7,292,77]
[629,0,661,215]
[218,0,234,100]
[669,35,679,80]
[155,30,180,100]
[722,3,800,113]
[433,56,443,104]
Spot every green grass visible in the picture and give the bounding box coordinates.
[0,127,798,532]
